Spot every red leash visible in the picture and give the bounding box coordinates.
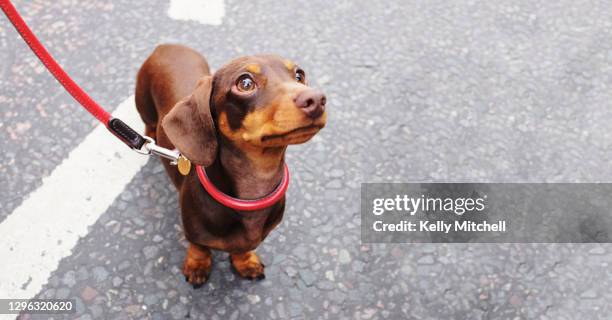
[1,0,290,211]
[0,0,147,150]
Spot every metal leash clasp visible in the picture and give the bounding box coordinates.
[134,136,192,175]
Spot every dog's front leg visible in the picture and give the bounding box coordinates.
[230,250,265,280]
[182,243,212,288]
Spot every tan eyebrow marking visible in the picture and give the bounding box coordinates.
[246,64,261,74]
[284,60,295,70]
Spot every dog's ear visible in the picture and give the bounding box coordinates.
[162,76,218,166]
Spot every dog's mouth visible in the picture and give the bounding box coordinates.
[261,124,323,142]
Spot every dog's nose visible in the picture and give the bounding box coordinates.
[294,89,326,119]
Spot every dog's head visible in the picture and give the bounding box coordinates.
[162,55,327,166]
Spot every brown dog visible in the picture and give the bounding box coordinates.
[135,44,326,286]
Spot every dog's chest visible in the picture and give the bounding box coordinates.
[239,213,270,244]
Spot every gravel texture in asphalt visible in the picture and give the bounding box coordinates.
[2,0,611,319]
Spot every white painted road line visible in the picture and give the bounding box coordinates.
[167,0,225,25]
[0,96,148,303]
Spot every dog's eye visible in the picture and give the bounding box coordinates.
[236,75,256,92]
[295,69,306,84]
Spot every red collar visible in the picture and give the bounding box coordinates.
[195,164,290,211]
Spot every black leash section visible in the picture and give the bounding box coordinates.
[108,119,147,151]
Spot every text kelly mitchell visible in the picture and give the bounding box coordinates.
[372,220,506,233]
[369,195,506,234]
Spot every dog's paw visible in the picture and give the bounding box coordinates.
[183,256,212,287]
[182,244,212,288]
[230,251,265,280]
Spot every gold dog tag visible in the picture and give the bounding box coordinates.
[177,155,191,176]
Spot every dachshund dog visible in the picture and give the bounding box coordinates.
[135,44,326,286]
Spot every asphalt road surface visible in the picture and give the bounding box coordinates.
[1,0,611,319]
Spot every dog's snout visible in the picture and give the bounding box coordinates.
[294,89,326,119]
